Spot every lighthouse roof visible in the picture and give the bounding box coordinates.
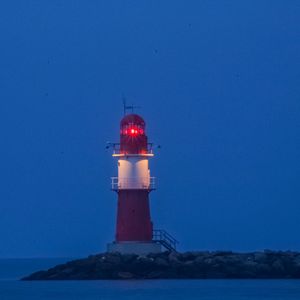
[121,114,145,127]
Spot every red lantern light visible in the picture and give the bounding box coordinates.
[122,124,144,136]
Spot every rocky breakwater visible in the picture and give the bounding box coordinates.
[23,251,300,280]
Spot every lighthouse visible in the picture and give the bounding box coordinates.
[107,112,177,254]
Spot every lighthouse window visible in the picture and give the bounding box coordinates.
[121,124,144,136]
[128,128,139,136]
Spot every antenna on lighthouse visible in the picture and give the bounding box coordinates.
[122,96,140,115]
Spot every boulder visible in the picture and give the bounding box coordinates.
[154,257,169,267]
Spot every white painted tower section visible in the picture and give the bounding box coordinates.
[118,156,150,189]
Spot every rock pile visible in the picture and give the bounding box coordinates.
[23,250,300,280]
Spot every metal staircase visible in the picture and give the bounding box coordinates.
[153,229,178,252]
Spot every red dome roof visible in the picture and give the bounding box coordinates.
[120,114,145,127]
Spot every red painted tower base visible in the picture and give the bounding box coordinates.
[116,190,152,242]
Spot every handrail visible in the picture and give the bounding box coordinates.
[153,229,178,242]
[108,142,155,156]
[111,177,156,190]
[153,229,178,252]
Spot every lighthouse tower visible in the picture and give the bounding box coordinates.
[107,112,177,254]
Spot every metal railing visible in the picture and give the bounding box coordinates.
[112,149,154,156]
[111,177,155,190]
[153,229,178,252]
[107,142,155,156]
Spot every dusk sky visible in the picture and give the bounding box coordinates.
[0,1,299,258]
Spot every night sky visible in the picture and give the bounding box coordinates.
[0,1,299,258]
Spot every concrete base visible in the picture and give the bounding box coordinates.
[107,241,161,255]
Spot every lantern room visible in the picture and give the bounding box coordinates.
[120,114,148,155]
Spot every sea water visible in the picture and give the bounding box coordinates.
[0,259,300,300]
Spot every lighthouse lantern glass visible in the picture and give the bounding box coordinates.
[121,123,144,137]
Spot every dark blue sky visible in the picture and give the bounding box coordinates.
[0,1,299,258]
